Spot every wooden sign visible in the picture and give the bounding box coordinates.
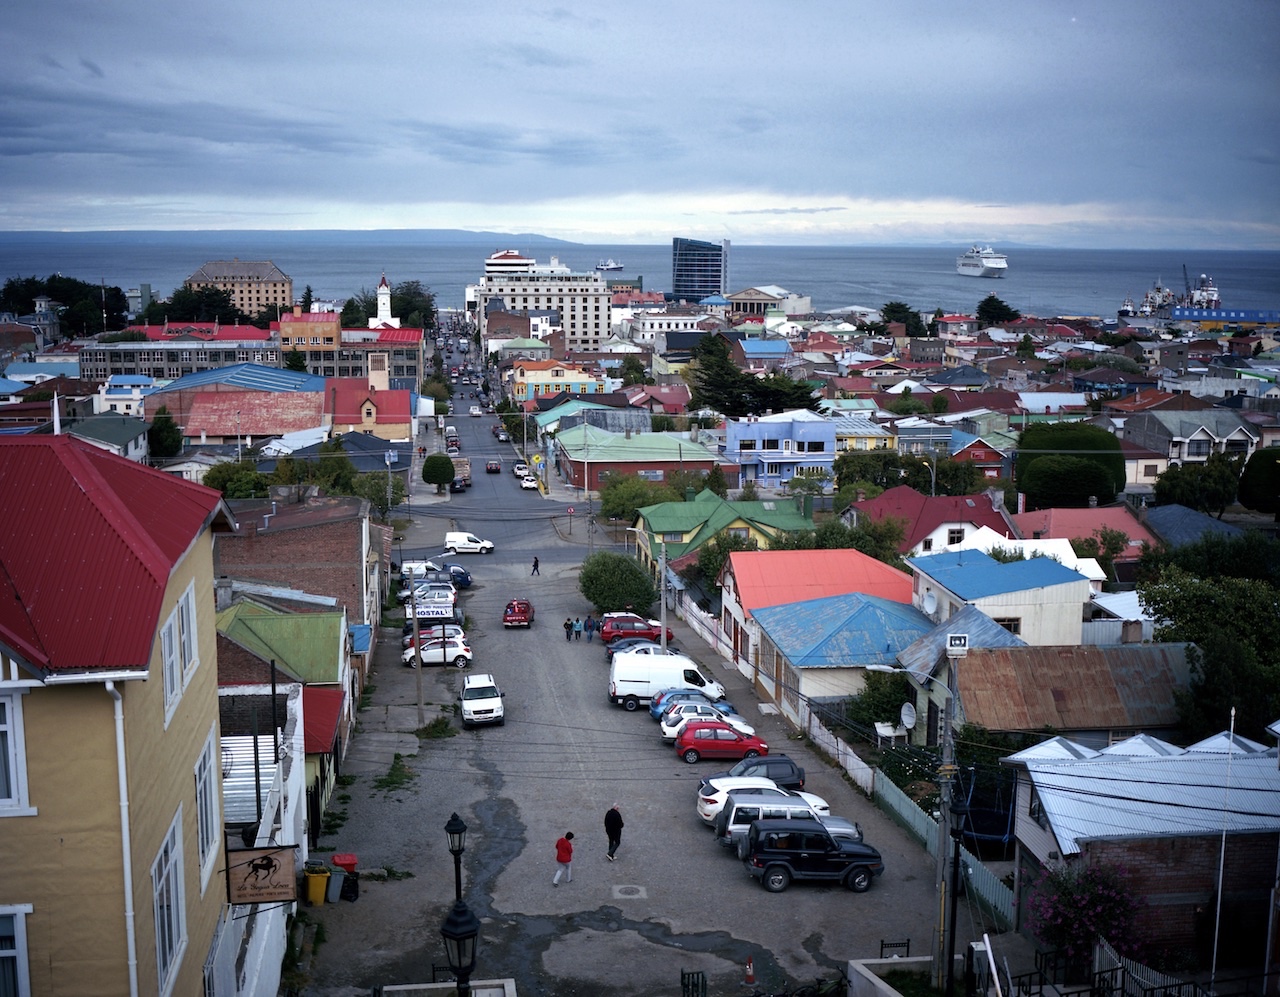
[226,846,297,905]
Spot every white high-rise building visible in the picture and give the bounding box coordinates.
[471,251,610,353]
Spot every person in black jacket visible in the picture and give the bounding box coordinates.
[604,804,624,861]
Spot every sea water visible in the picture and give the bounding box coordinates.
[0,232,1276,320]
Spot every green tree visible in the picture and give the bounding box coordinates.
[929,392,950,414]
[315,439,357,493]
[738,478,759,501]
[886,391,927,416]
[578,551,659,614]
[1154,453,1240,518]
[650,414,676,432]
[1070,526,1129,582]
[142,284,250,325]
[685,333,816,416]
[692,533,755,591]
[785,472,830,496]
[975,294,1020,327]
[1139,565,1280,742]
[1,274,129,335]
[147,405,183,461]
[833,451,908,491]
[1016,422,1124,496]
[703,464,729,498]
[390,279,438,331]
[340,289,377,327]
[1016,333,1037,359]
[1021,455,1117,510]
[300,285,314,312]
[880,301,927,337]
[422,453,456,493]
[1136,531,1280,588]
[770,517,908,569]
[350,471,406,520]
[619,354,648,386]
[1238,447,1280,520]
[202,460,269,498]
[844,669,911,729]
[283,346,309,372]
[598,473,679,522]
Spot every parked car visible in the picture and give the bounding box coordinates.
[605,637,665,661]
[731,815,863,860]
[402,636,472,668]
[403,624,465,649]
[442,564,472,588]
[446,446,461,457]
[742,818,883,893]
[599,614,675,644]
[503,599,535,628]
[497,430,510,442]
[485,460,502,474]
[519,475,539,490]
[712,791,832,850]
[648,688,736,721]
[674,721,769,764]
[512,462,529,477]
[659,702,754,741]
[469,405,483,417]
[701,754,805,791]
[696,777,829,824]
[459,673,504,728]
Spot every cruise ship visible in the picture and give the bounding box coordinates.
[956,245,1008,278]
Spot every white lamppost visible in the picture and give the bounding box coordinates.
[868,631,967,992]
[625,526,668,649]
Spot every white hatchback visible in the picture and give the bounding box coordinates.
[660,702,755,742]
[696,776,829,825]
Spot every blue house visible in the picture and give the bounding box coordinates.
[750,592,933,722]
[722,409,835,491]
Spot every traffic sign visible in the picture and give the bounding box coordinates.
[531,454,544,466]
[567,507,575,515]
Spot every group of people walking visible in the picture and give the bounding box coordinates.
[553,805,624,885]
[562,616,596,642]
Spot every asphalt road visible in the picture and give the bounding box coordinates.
[300,388,1016,996]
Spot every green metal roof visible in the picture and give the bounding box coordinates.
[634,489,814,560]
[531,399,613,429]
[216,601,346,683]
[556,424,718,463]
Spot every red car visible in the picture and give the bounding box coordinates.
[503,598,535,628]
[674,721,769,765]
[599,613,675,644]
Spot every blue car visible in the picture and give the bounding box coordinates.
[442,564,472,588]
[648,688,737,721]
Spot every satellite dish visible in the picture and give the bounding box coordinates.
[901,702,917,730]
[922,591,938,615]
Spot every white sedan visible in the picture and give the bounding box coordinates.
[402,637,472,668]
[512,462,529,477]
[659,702,754,742]
[695,776,830,825]
[519,475,539,490]
[402,624,465,649]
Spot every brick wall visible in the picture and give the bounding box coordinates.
[1082,832,1276,967]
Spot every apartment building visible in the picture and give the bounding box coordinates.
[185,260,293,317]
[472,251,610,353]
[79,323,279,381]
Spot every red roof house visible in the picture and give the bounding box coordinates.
[845,485,1018,556]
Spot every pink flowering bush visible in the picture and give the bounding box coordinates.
[1024,862,1142,959]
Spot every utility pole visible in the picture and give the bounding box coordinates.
[934,635,966,989]
[658,539,668,650]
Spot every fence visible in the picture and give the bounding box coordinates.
[1094,937,1196,997]
[873,770,1015,927]
[802,702,876,795]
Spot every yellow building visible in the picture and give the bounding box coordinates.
[0,436,235,996]
[186,259,293,318]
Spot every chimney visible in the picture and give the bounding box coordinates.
[685,488,695,502]
[293,305,302,317]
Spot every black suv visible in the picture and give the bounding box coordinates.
[702,754,805,791]
[743,818,883,894]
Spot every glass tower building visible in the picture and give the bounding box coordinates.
[671,238,730,300]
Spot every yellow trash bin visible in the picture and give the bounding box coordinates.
[303,863,330,905]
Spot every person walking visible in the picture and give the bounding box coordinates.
[604,804,624,861]
[552,831,574,885]
[531,556,540,576]
[573,617,583,641]
[584,615,596,643]
[563,618,573,642]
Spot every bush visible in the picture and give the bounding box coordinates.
[1024,862,1141,960]
[578,551,658,613]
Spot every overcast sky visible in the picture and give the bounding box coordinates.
[3,1,1278,248]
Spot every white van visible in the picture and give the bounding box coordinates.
[444,531,494,554]
[608,650,726,711]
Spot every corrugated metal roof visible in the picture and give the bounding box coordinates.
[216,603,346,683]
[303,686,344,754]
[725,549,911,614]
[908,549,1088,600]
[184,390,325,438]
[0,436,227,672]
[150,363,324,395]
[956,644,1191,732]
[222,734,281,824]
[753,593,933,668]
[1023,751,1280,854]
[895,604,1027,680]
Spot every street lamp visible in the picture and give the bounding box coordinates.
[868,632,967,991]
[441,813,479,996]
[626,527,668,649]
[384,449,395,519]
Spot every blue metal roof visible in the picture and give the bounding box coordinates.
[753,593,934,668]
[738,339,791,357]
[151,363,326,394]
[349,624,372,654]
[908,550,1087,600]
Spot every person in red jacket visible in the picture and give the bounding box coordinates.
[552,831,574,886]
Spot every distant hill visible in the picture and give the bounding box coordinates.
[0,229,581,247]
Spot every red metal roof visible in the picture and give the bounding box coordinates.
[302,686,345,753]
[723,549,911,616]
[1010,506,1158,562]
[0,436,227,673]
[185,390,325,437]
[852,485,1015,552]
[324,380,411,422]
[128,322,272,342]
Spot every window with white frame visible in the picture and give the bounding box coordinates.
[0,693,35,816]
[161,585,199,724]
[0,905,34,995]
[153,808,187,995]
[194,728,220,889]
